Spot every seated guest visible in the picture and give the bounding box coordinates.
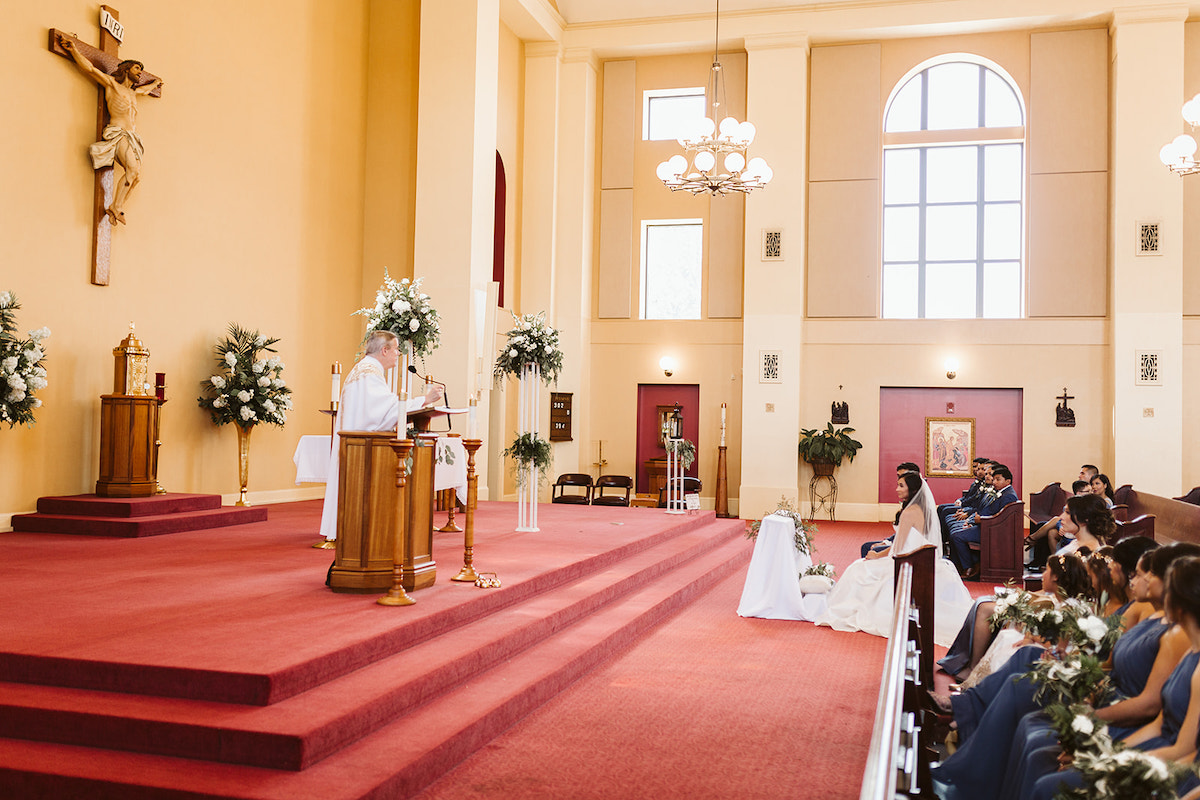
[949,464,1018,578]
[1079,463,1099,482]
[1090,471,1116,507]
[1025,479,1092,570]
[860,461,921,557]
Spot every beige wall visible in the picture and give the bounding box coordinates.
[1,0,384,525]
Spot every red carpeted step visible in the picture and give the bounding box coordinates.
[1,508,724,705]
[33,493,225,518]
[10,506,268,537]
[0,524,752,799]
[0,517,746,771]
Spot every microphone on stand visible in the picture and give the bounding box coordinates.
[408,365,451,431]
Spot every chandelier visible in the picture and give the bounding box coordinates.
[1158,92,1200,176]
[656,0,772,195]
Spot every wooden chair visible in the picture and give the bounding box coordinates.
[969,500,1025,584]
[551,473,593,505]
[1110,503,1129,523]
[658,476,702,508]
[1113,513,1156,543]
[1028,482,1068,526]
[591,475,632,506]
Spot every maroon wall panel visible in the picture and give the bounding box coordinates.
[877,387,1023,504]
[635,384,700,494]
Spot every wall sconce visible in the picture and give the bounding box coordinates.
[945,358,959,380]
[659,356,677,377]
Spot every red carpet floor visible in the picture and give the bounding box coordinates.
[413,518,989,800]
[1,504,984,799]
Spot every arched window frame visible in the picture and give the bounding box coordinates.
[881,54,1027,319]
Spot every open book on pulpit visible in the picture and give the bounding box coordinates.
[407,405,470,433]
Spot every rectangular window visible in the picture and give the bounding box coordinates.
[640,220,703,320]
[643,88,706,141]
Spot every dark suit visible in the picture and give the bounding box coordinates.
[950,484,1019,571]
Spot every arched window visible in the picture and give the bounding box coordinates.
[881,57,1025,319]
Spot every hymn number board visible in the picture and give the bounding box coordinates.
[550,393,572,442]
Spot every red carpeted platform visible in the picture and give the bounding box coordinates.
[0,500,750,798]
[10,493,268,537]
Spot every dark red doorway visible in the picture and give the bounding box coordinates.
[635,384,700,494]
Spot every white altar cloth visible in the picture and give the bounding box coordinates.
[293,435,332,484]
[737,513,829,621]
[293,434,467,504]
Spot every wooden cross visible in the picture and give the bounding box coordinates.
[1057,387,1074,407]
[49,6,163,286]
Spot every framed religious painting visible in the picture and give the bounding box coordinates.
[924,417,975,478]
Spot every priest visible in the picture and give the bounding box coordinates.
[316,331,442,544]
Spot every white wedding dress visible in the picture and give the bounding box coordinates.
[816,480,972,647]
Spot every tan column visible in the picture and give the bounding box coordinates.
[739,34,809,516]
[1110,8,1186,495]
[519,43,562,318]
[412,0,500,492]
[550,49,598,481]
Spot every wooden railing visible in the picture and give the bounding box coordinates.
[860,545,936,800]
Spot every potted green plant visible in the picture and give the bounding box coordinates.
[797,423,862,476]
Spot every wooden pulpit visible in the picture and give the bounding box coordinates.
[96,395,158,497]
[328,431,437,593]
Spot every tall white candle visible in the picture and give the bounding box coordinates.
[469,396,478,438]
[330,362,341,405]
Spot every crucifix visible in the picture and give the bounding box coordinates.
[49,6,163,286]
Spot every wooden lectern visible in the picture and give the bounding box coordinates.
[328,431,437,593]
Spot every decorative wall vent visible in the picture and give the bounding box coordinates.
[1135,350,1161,386]
[1136,220,1162,256]
[761,228,783,261]
[759,350,781,383]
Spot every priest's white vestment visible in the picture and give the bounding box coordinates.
[317,354,426,541]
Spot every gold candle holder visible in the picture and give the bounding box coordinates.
[378,438,416,606]
[452,438,483,582]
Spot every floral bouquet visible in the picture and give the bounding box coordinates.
[0,291,50,428]
[665,438,696,470]
[502,431,552,486]
[1045,703,1112,757]
[354,269,441,358]
[197,324,293,429]
[1058,597,1124,657]
[746,496,818,556]
[1053,737,1191,800]
[1028,653,1110,707]
[494,311,563,385]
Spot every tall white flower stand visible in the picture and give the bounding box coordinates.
[664,437,684,514]
[516,362,540,532]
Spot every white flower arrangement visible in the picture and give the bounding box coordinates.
[354,269,441,358]
[197,324,293,430]
[493,311,563,385]
[0,291,50,428]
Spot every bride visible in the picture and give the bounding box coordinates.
[816,472,972,647]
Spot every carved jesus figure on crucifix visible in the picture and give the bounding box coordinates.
[59,33,162,225]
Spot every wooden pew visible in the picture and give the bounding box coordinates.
[1028,482,1068,527]
[861,545,937,799]
[1113,485,1200,545]
[968,501,1025,584]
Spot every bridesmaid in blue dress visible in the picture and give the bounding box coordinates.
[932,550,1182,800]
[1000,543,1198,800]
[1022,552,1200,800]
